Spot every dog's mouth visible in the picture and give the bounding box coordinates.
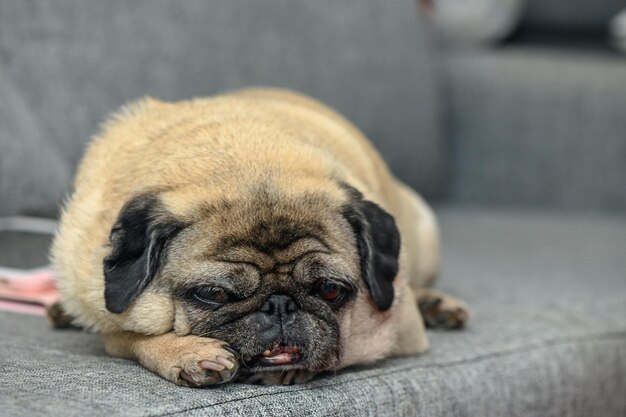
[255,342,302,366]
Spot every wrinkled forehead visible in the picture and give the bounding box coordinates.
[165,181,357,265]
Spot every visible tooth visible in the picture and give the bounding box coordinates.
[260,353,294,364]
[262,349,271,356]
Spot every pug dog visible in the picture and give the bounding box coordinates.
[51,88,468,387]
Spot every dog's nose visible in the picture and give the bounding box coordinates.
[260,294,298,317]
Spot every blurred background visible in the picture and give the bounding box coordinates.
[0,0,625,223]
[0,2,625,415]
[0,1,625,265]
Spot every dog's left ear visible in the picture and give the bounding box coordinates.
[103,194,186,314]
[342,187,401,311]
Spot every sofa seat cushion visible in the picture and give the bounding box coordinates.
[1,207,625,416]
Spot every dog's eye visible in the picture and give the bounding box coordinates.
[317,281,345,303]
[193,287,230,308]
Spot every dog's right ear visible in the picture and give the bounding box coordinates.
[103,194,186,314]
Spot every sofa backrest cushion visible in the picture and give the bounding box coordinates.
[0,65,71,217]
[0,0,443,217]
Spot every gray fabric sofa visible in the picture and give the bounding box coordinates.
[1,1,625,416]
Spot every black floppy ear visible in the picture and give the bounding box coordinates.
[103,194,186,314]
[342,187,401,311]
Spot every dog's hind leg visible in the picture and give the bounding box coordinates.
[393,182,470,330]
[415,288,470,330]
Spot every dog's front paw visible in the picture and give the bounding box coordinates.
[171,336,239,387]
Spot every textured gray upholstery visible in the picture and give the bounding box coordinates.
[2,208,625,416]
[442,46,626,211]
[0,67,71,217]
[0,0,442,217]
[524,0,625,31]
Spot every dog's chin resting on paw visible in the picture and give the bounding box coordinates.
[51,88,469,387]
